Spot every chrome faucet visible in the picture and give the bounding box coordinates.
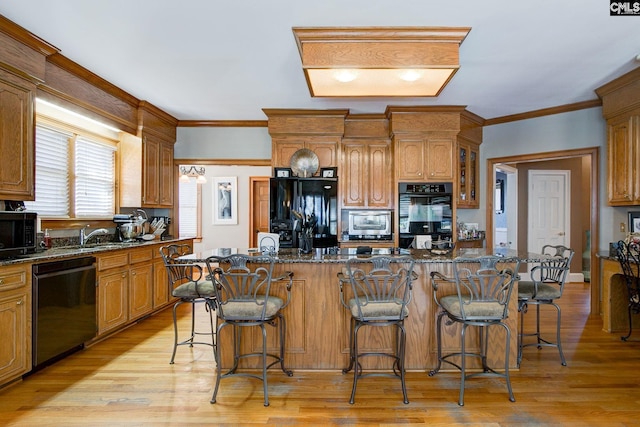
[80,226,110,246]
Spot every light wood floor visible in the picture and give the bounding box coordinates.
[1,282,639,426]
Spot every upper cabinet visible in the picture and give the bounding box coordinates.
[456,111,483,208]
[606,115,638,204]
[119,103,177,208]
[342,140,392,208]
[457,142,479,208]
[341,115,393,208]
[0,17,58,201]
[264,109,348,174]
[272,138,339,170]
[395,137,454,181]
[0,68,35,200]
[596,67,640,206]
[138,102,177,208]
[388,107,468,183]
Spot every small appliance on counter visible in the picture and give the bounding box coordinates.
[113,214,144,242]
[0,211,37,259]
[346,210,392,241]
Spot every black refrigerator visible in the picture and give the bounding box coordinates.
[269,177,338,249]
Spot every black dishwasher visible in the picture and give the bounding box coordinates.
[32,257,97,369]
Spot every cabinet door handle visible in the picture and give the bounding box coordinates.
[16,300,22,305]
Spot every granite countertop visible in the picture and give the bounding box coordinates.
[181,247,549,264]
[0,238,189,267]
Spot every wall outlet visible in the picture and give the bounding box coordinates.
[620,222,626,233]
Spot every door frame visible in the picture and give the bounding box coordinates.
[494,163,518,249]
[486,147,600,317]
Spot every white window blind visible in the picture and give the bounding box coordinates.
[25,124,116,218]
[24,126,71,216]
[179,178,198,237]
[75,137,116,217]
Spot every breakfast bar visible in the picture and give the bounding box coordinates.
[182,247,548,371]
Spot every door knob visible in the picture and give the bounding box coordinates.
[558,232,565,236]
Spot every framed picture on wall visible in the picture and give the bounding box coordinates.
[213,176,238,225]
[629,211,640,233]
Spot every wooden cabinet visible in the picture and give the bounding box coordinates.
[606,115,639,205]
[457,141,480,208]
[396,137,454,182]
[341,140,392,208]
[0,264,31,385]
[264,108,348,173]
[596,67,640,206]
[457,239,484,248]
[153,255,169,309]
[0,68,35,201]
[97,252,129,335]
[97,247,154,335]
[141,135,174,208]
[271,138,339,172]
[137,101,177,208]
[119,133,174,208]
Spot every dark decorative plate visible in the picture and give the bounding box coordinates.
[290,148,319,177]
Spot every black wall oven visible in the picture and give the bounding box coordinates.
[398,182,453,248]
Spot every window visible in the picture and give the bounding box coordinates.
[178,174,202,239]
[25,123,116,218]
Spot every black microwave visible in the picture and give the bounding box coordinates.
[0,211,37,259]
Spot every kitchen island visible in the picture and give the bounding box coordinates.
[183,247,547,371]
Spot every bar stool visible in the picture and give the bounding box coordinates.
[429,256,520,406]
[160,244,216,364]
[204,254,293,406]
[338,256,415,404]
[517,245,574,366]
[615,239,640,341]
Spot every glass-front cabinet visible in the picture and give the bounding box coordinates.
[457,141,479,208]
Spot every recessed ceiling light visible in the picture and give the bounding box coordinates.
[399,70,423,82]
[333,69,358,82]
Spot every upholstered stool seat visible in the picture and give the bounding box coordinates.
[160,244,217,365]
[339,256,416,404]
[429,256,520,406]
[517,245,574,367]
[205,254,293,407]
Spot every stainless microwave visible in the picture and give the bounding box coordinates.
[0,211,37,259]
[347,210,392,240]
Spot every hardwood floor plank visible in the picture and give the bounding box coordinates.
[1,283,640,426]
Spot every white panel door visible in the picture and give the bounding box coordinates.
[527,170,570,253]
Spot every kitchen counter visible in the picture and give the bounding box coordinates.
[182,246,547,264]
[190,247,547,372]
[0,238,189,266]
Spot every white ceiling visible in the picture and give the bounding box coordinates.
[2,0,639,121]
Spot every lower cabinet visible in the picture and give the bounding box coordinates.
[98,266,128,335]
[153,255,169,309]
[97,246,156,336]
[0,264,31,385]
